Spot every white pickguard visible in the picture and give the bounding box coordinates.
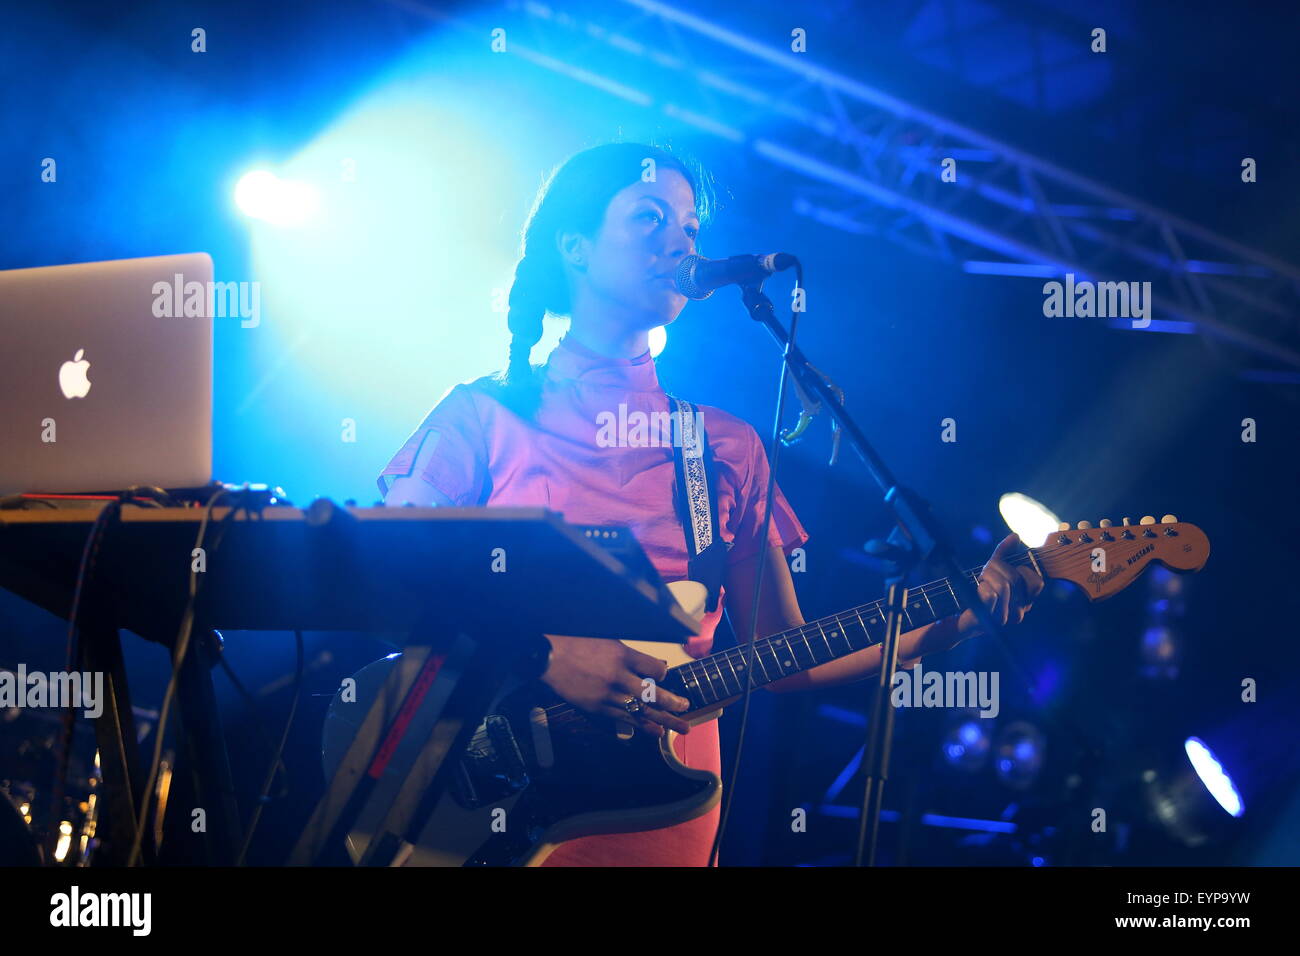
[621,578,709,668]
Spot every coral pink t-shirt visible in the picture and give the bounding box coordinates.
[378,334,808,865]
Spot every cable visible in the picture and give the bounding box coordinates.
[235,629,304,866]
[127,484,248,866]
[45,498,122,861]
[709,263,804,867]
[0,495,57,509]
[215,650,292,803]
[122,485,181,508]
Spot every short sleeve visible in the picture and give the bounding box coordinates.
[377,383,488,506]
[726,424,810,564]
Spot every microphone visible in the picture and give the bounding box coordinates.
[671,252,796,300]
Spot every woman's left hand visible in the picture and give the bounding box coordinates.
[896,532,1046,663]
[954,532,1045,639]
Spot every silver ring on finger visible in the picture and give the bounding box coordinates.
[623,697,644,716]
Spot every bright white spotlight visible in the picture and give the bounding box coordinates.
[998,492,1061,547]
[1185,737,1244,818]
[648,325,667,358]
[234,170,278,218]
[235,170,320,226]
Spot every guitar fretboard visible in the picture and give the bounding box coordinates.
[666,566,994,708]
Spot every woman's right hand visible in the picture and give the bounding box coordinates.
[539,635,692,737]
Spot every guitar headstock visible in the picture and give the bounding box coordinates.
[1031,515,1210,601]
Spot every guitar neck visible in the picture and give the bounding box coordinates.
[656,516,1211,710]
[669,564,996,708]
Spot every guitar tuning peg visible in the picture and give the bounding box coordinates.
[1058,522,1071,531]
[1161,514,1177,524]
[1121,517,1132,525]
[1140,515,1156,525]
[1098,519,1113,527]
[1076,521,1092,529]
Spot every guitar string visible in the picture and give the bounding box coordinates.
[531,533,1173,727]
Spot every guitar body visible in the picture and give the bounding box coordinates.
[322,643,721,867]
[322,582,723,867]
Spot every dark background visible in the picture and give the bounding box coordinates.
[1,0,1297,866]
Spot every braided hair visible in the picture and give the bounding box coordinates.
[496,141,716,419]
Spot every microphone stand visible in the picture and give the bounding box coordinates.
[737,281,1010,867]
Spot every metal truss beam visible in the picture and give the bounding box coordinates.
[385,0,1300,368]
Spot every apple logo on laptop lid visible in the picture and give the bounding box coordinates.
[59,348,91,399]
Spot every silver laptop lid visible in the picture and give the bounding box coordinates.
[0,253,213,494]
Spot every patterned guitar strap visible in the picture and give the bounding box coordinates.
[666,394,730,614]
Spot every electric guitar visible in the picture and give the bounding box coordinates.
[322,515,1210,866]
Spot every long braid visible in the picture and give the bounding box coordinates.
[501,252,550,418]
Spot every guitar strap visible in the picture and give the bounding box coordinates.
[666,394,729,614]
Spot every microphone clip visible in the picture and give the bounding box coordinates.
[779,359,844,466]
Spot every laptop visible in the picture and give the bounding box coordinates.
[0,253,213,495]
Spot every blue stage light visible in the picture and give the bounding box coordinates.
[994,721,1045,790]
[941,713,990,771]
